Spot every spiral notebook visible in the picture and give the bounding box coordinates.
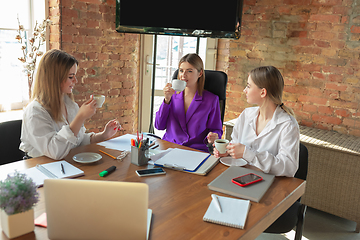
[21,160,84,187]
[203,195,251,229]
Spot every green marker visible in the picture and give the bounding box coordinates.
[99,166,116,177]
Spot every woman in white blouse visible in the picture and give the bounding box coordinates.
[214,66,299,177]
[20,49,120,160]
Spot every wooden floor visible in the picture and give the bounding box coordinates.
[256,207,360,240]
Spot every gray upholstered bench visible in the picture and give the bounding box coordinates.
[223,120,360,232]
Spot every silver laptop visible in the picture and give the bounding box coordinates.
[44,179,152,240]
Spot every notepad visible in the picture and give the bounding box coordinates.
[21,160,84,187]
[203,195,251,229]
[153,148,210,172]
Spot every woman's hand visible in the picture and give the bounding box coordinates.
[226,143,245,159]
[102,119,121,140]
[91,120,122,143]
[213,146,229,158]
[207,132,218,144]
[163,83,175,104]
[78,96,97,120]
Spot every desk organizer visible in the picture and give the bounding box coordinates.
[131,146,148,166]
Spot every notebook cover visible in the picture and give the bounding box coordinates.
[154,148,210,172]
[207,166,275,202]
[203,195,251,229]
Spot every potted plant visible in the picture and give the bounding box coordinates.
[0,171,39,239]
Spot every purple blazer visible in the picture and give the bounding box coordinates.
[155,90,223,152]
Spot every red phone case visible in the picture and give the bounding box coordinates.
[231,173,263,187]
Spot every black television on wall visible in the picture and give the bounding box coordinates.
[115,0,244,39]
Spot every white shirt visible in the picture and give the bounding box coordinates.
[231,106,299,177]
[19,95,93,160]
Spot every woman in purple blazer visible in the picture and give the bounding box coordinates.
[155,53,223,152]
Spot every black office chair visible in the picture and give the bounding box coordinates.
[264,143,308,240]
[172,69,228,123]
[0,119,26,165]
[147,69,228,142]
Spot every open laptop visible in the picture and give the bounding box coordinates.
[44,179,152,240]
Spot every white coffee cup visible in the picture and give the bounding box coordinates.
[172,79,186,92]
[93,95,105,108]
[214,139,229,154]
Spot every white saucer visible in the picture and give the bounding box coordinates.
[73,152,102,163]
[220,157,247,167]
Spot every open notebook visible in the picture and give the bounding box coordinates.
[44,179,152,240]
[21,160,84,187]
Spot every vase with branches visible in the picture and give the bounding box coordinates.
[16,17,51,98]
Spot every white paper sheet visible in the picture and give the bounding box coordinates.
[97,134,136,151]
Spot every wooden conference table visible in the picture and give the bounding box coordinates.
[0,139,305,240]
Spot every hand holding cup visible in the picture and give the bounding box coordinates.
[171,79,186,92]
[93,94,105,108]
[214,139,229,154]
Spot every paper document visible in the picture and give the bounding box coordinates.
[97,134,136,151]
[97,134,158,151]
[154,148,210,172]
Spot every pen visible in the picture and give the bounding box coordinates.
[211,194,222,213]
[99,166,116,177]
[149,141,156,148]
[99,150,116,159]
[60,163,65,174]
[150,144,159,149]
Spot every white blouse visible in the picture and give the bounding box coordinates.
[19,95,93,160]
[231,106,300,177]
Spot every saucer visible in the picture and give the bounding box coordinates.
[220,157,247,167]
[73,152,102,163]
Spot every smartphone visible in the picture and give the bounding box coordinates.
[136,168,166,177]
[231,173,263,187]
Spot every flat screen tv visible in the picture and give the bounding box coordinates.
[116,0,244,39]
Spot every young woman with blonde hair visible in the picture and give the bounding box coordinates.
[155,53,223,152]
[20,49,120,160]
[214,66,299,177]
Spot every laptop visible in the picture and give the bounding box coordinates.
[44,179,152,240]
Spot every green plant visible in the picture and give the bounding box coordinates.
[0,171,39,215]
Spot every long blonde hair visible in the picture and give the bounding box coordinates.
[177,53,205,96]
[249,66,295,117]
[32,49,78,122]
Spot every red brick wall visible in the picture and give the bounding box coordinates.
[48,0,139,136]
[218,0,360,136]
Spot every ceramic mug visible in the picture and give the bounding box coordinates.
[214,139,229,154]
[172,79,186,92]
[93,95,105,108]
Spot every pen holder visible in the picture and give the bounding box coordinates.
[131,146,149,166]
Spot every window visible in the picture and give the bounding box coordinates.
[0,0,46,113]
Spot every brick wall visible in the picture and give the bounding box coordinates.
[48,0,139,136]
[48,0,360,137]
[218,0,360,136]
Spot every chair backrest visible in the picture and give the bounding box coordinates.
[0,119,25,164]
[295,143,308,181]
[172,69,228,123]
